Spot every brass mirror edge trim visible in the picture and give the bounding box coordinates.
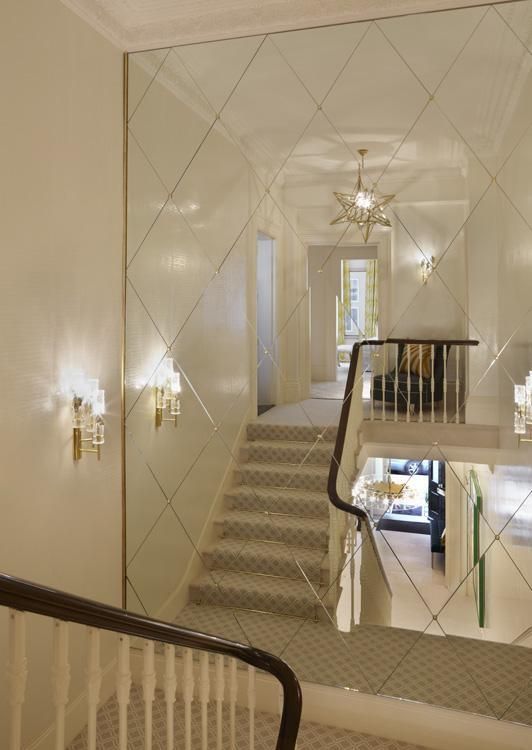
[121,52,129,609]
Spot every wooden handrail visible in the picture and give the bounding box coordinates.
[359,338,479,346]
[327,342,392,596]
[0,571,302,750]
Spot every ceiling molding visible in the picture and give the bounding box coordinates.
[60,0,124,49]
[61,0,516,52]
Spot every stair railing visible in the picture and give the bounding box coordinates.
[365,338,479,424]
[328,341,392,627]
[327,338,480,627]
[1,571,302,750]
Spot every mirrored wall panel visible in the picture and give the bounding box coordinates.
[126,0,532,726]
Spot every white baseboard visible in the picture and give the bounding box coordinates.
[298,681,532,750]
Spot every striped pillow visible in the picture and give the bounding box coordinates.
[399,344,432,378]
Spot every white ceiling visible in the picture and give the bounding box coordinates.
[61,0,516,51]
[126,2,532,244]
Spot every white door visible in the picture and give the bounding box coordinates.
[256,233,275,409]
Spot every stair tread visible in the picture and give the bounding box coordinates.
[245,439,335,449]
[247,422,338,444]
[222,509,328,533]
[226,484,329,518]
[243,439,334,467]
[219,509,329,550]
[193,569,325,602]
[211,536,327,559]
[241,461,329,476]
[227,485,329,501]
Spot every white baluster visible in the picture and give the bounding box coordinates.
[8,610,27,750]
[406,345,411,422]
[349,518,357,632]
[87,628,102,750]
[52,620,70,750]
[418,344,423,423]
[248,665,256,750]
[164,645,177,750]
[381,344,386,421]
[430,345,435,423]
[328,503,340,610]
[370,348,375,421]
[200,652,210,750]
[394,346,399,422]
[455,346,460,424]
[215,655,224,750]
[143,641,156,750]
[229,658,237,748]
[116,636,131,750]
[183,648,194,750]
[443,345,448,423]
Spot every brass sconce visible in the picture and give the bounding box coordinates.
[420,256,435,284]
[71,379,105,461]
[155,358,181,428]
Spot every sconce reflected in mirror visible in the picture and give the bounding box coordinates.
[155,357,181,428]
[420,255,435,284]
[71,378,105,461]
[515,373,532,444]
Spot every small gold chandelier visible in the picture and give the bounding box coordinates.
[331,149,394,242]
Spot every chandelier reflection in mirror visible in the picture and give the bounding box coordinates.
[71,378,105,461]
[353,472,416,524]
[155,357,182,428]
[514,373,532,443]
[331,148,395,242]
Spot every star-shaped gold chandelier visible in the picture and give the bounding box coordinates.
[331,149,395,242]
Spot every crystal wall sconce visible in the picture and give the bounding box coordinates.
[420,256,435,284]
[514,374,532,443]
[71,379,105,461]
[155,358,181,428]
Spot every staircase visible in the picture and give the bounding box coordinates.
[189,421,337,621]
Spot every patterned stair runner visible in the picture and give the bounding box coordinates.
[68,683,429,750]
[189,421,336,620]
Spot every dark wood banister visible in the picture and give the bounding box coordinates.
[0,572,302,750]
[327,342,392,595]
[327,338,480,595]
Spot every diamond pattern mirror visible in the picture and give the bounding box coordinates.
[125,0,532,727]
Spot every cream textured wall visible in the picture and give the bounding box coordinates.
[0,0,123,744]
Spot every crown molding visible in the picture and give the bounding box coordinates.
[60,0,125,49]
[60,0,517,53]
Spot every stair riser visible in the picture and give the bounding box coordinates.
[227,493,329,518]
[242,443,333,466]
[220,517,328,548]
[236,468,328,492]
[247,423,337,443]
[189,581,320,619]
[204,549,325,584]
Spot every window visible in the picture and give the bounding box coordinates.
[349,273,359,302]
[345,306,359,334]
[344,272,360,335]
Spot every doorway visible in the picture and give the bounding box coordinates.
[309,252,378,400]
[256,232,276,415]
